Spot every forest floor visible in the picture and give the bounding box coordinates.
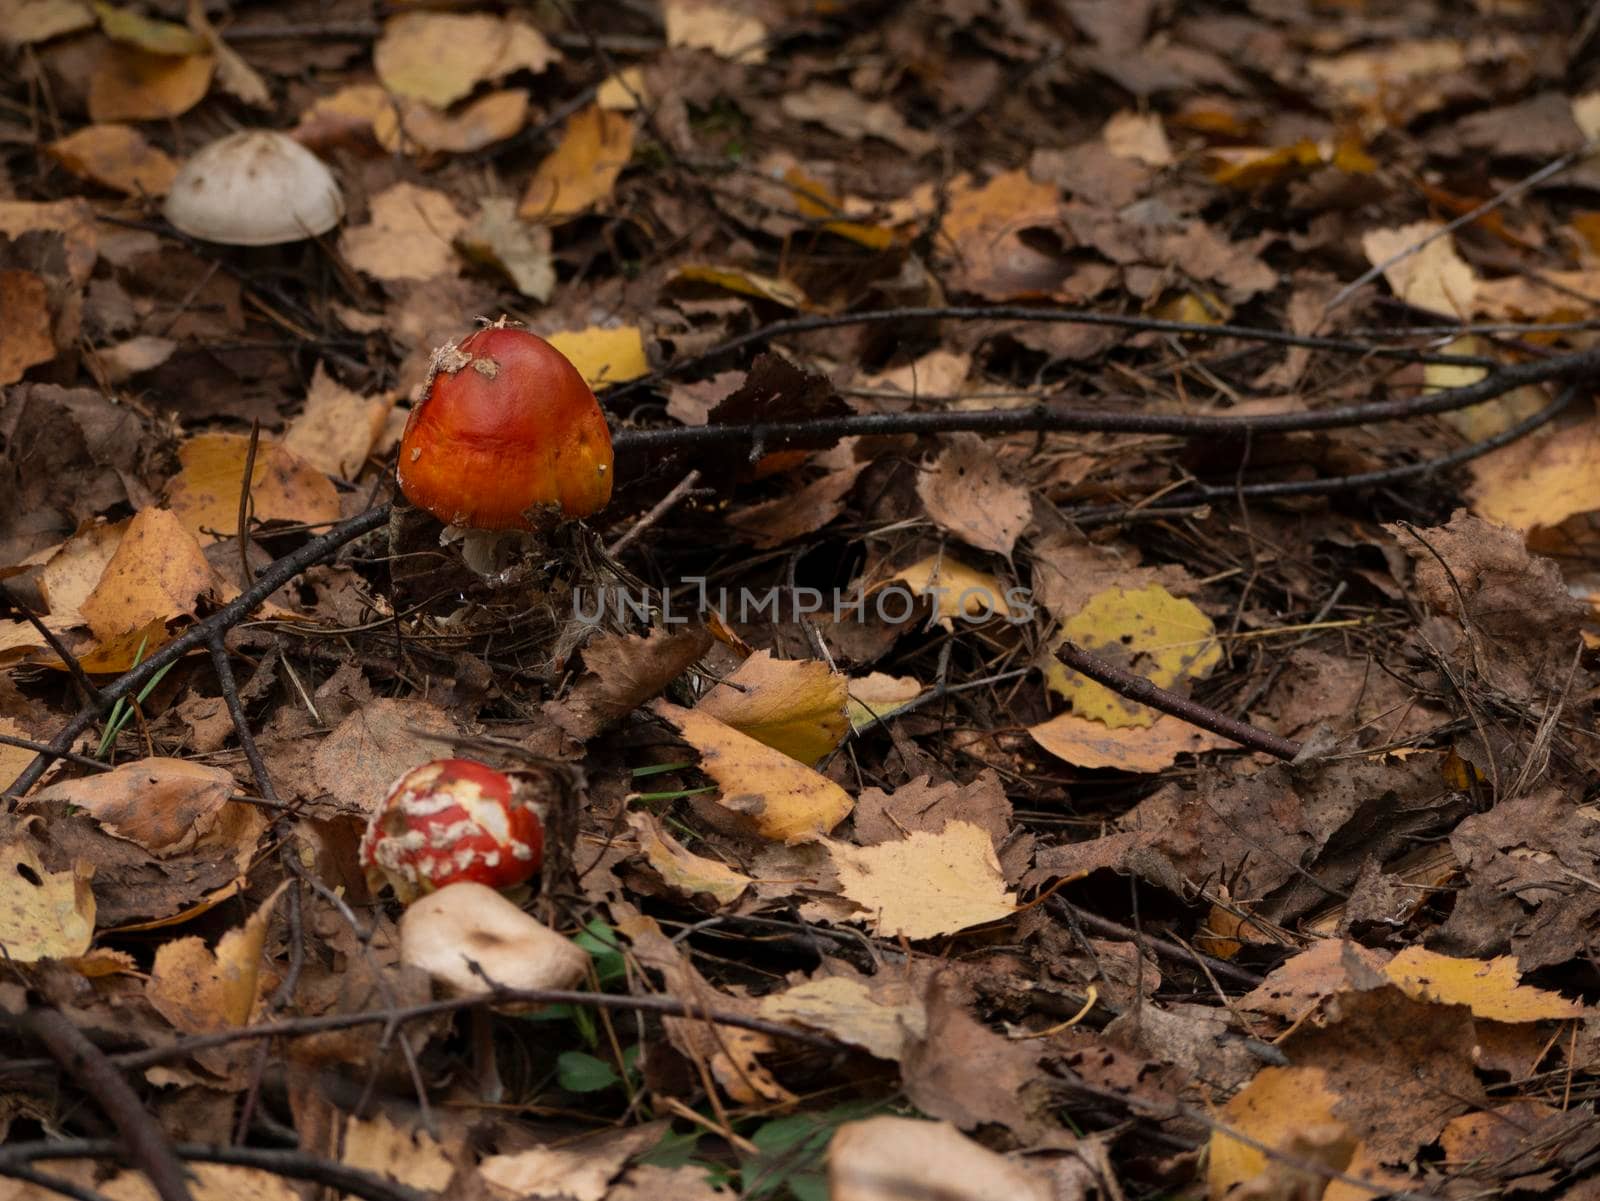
[5,2,1600,1200]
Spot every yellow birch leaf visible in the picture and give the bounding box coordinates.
[1045,583,1222,729]
[881,556,1014,630]
[846,673,923,732]
[1209,1066,1347,1199]
[0,840,94,961]
[166,431,341,544]
[830,821,1016,940]
[629,811,752,905]
[651,700,854,843]
[696,649,848,765]
[1383,947,1589,1022]
[518,105,635,223]
[544,325,649,388]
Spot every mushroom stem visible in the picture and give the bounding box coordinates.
[469,1007,505,1104]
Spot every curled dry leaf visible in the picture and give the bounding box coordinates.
[629,810,752,905]
[695,648,849,765]
[652,700,853,842]
[30,757,235,856]
[544,626,713,743]
[146,881,286,1032]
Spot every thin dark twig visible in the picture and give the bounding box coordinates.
[607,468,701,557]
[237,420,261,592]
[607,304,1514,403]
[0,1165,115,1201]
[204,633,278,805]
[1069,377,1576,527]
[1046,899,1263,989]
[3,505,391,802]
[0,733,114,774]
[19,1005,194,1201]
[1,986,842,1082]
[1053,641,1304,761]
[3,599,105,709]
[0,1141,428,1201]
[609,343,1600,452]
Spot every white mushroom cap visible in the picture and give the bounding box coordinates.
[399,883,588,1001]
[164,130,344,246]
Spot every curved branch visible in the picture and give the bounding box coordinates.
[609,342,1600,453]
[606,304,1511,402]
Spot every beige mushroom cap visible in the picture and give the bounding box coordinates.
[164,130,344,246]
[399,882,588,999]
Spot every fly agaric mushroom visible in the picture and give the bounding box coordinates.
[164,130,344,246]
[400,882,589,1102]
[397,321,613,565]
[360,758,545,903]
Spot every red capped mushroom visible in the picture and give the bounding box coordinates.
[397,320,614,533]
[360,758,545,902]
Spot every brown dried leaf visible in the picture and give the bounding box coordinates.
[282,363,394,480]
[30,757,235,856]
[341,182,467,283]
[146,881,285,1032]
[916,433,1031,556]
[0,269,55,385]
[545,626,711,742]
[46,123,177,196]
[78,507,222,641]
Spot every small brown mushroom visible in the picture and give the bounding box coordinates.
[164,130,344,246]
